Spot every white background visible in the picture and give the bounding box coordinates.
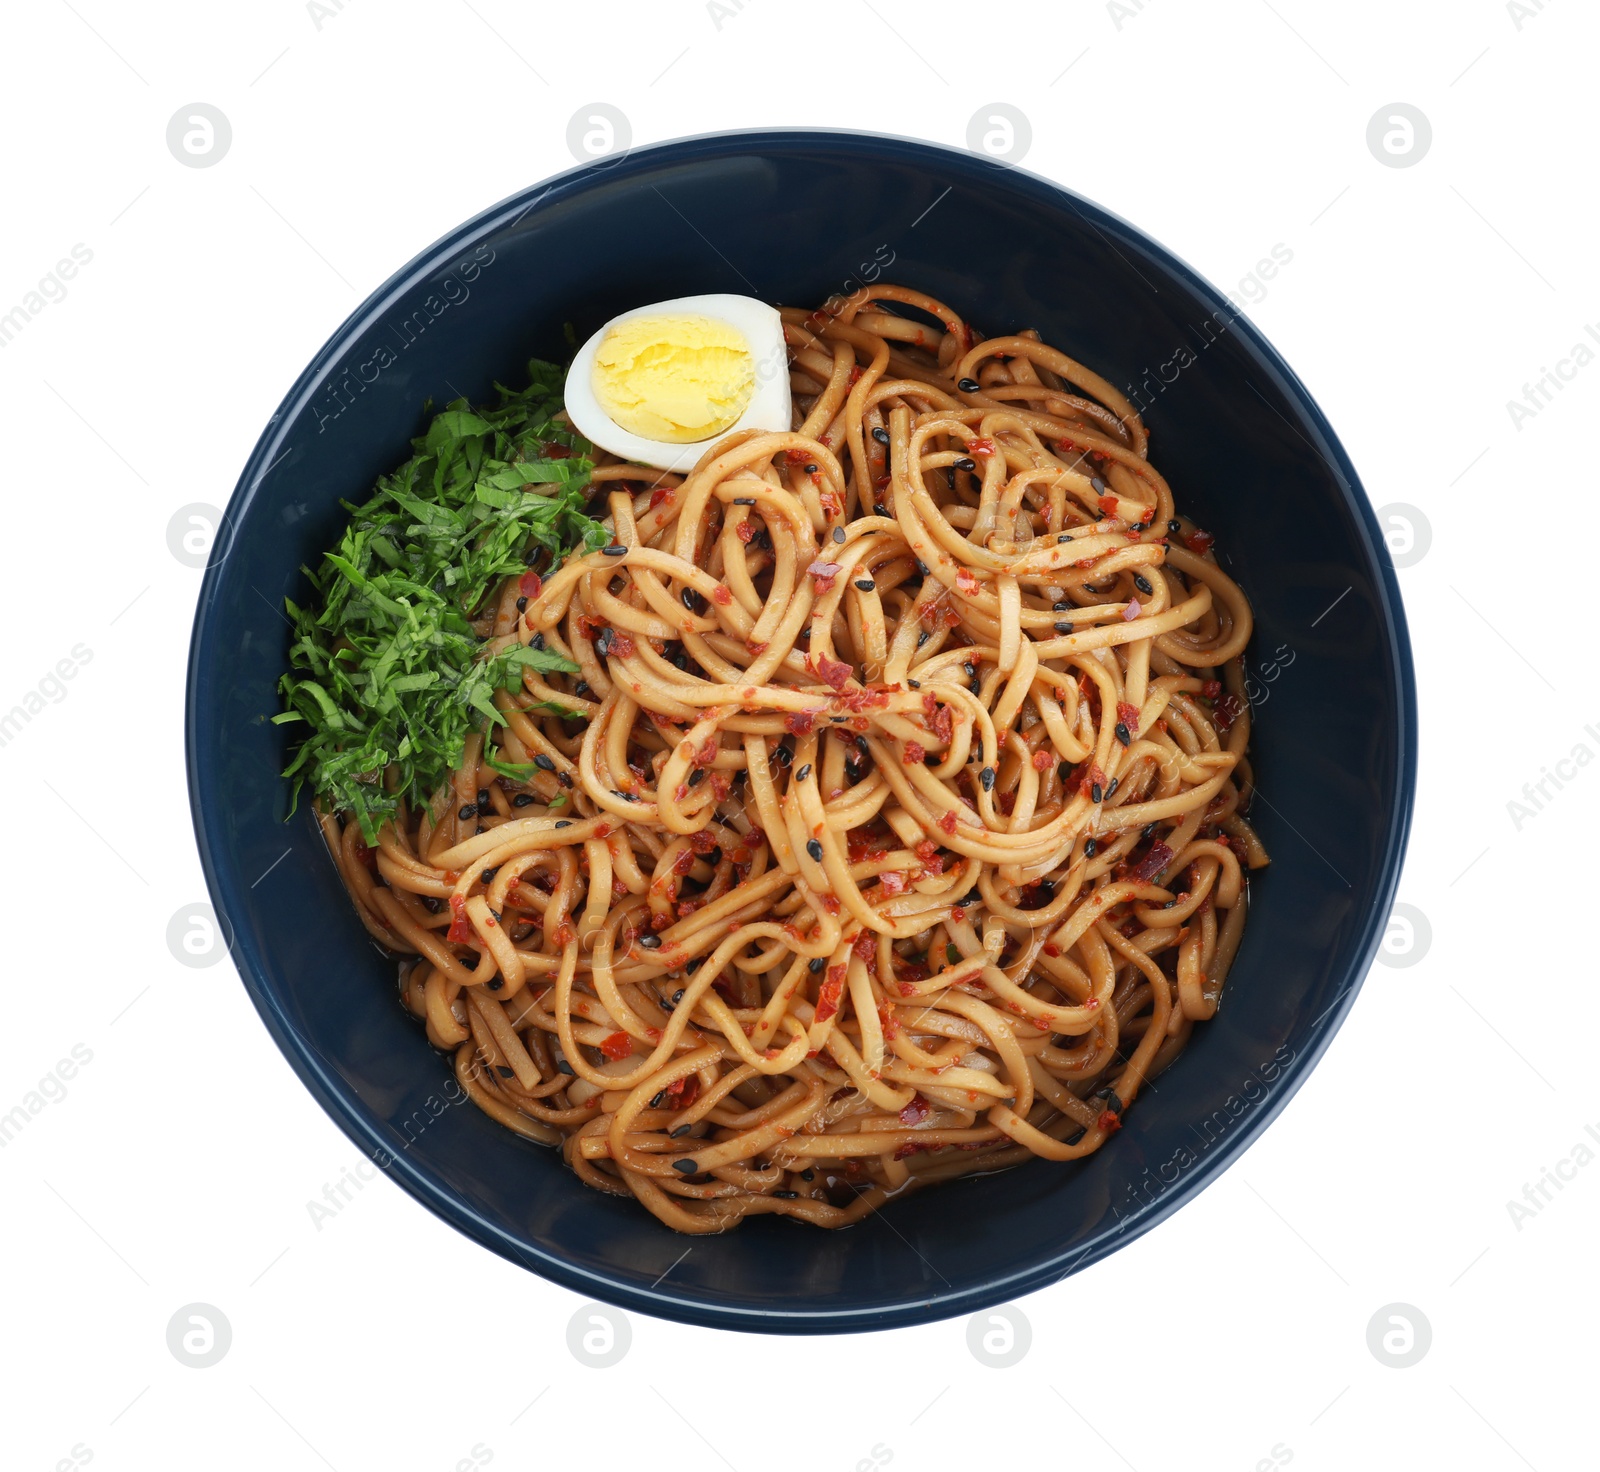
[0,1,1592,1468]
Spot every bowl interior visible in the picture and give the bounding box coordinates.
[188,130,1413,1332]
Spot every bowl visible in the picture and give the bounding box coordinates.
[186,128,1416,1334]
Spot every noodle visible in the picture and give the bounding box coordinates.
[320,285,1268,1232]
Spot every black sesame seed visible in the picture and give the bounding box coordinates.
[804,463,818,474]
[874,503,888,516]
[773,744,792,767]
[871,426,891,445]
[516,596,528,612]
[1085,838,1098,857]
[733,496,756,506]
[945,468,956,492]
[558,772,573,787]
[801,1169,815,1181]
[1142,823,1158,839]
[917,631,930,647]
[1057,761,1073,782]
[1052,601,1069,612]
[958,377,981,393]
[555,820,572,828]
[485,977,503,991]
[682,588,697,610]
[481,867,498,884]
[639,934,661,949]
[1130,522,1147,533]
[1091,783,1103,802]
[1091,476,1107,493]
[773,1189,799,1199]
[513,792,535,807]
[530,632,546,650]
[423,896,444,913]
[594,628,613,659]
[1057,533,1072,544]
[534,753,555,772]
[601,544,628,556]
[1134,574,1153,595]
[672,1159,698,1173]
[1054,621,1073,634]
[906,678,920,689]
[806,839,824,861]
[915,559,929,576]
[1065,1126,1087,1145]
[459,803,478,820]
[671,1124,692,1138]
[954,456,977,472]
[795,764,812,782]
[963,662,976,677]
[855,578,875,592]
[963,890,980,906]
[1115,722,1131,746]
[1035,879,1055,900]
[477,788,490,806]
[833,526,846,543]
[650,1091,667,1108]
[556,1060,575,1075]
[809,957,826,974]
[1106,778,1119,797]
[1168,518,1181,534]
[689,768,706,787]
[497,1066,515,1078]
[981,766,995,791]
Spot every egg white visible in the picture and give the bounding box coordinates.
[563,293,792,473]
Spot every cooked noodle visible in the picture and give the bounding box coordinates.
[320,284,1268,1231]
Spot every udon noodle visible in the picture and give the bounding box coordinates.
[320,285,1268,1232]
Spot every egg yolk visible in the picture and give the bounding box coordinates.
[591,314,755,443]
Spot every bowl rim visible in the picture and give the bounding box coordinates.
[186,125,1417,1334]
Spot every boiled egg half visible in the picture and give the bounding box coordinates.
[564,294,792,472]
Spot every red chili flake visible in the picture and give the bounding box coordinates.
[1079,763,1108,800]
[1032,748,1052,772]
[852,928,877,960]
[784,709,818,735]
[938,810,958,835]
[711,585,732,606]
[922,693,952,744]
[784,448,811,465]
[648,485,676,510]
[833,685,890,712]
[848,364,863,385]
[903,741,926,765]
[551,919,574,947]
[599,1031,632,1060]
[1116,701,1140,736]
[672,849,695,875]
[665,1074,700,1108]
[1214,692,1244,732]
[1042,943,1061,957]
[950,906,966,924]
[576,614,605,640]
[1097,495,1120,518]
[352,838,378,868]
[518,569,543,599]
[814,653,852,691]
[899,1094,931,1127]
[1131,841,1174,884]
[694,736,719,767]
[821,894,841,915]
[735,518,755,543]
[879,1003,901,1042]
[816,966,846,1022]
[446,895,473,945]
[818,489,842,517]
[807,560,843,594]
[608,630,636,659]
[1056,439,1077,455]
[1185,528,1215,554]
[913,839,939,864]
[970,437,996,459]
[1201,679,1222,699]
[689,829,719,854]
[747,639,768,656]
[954,566,981,597]
[1097,1110,1122,1134]
[881,871,907,896]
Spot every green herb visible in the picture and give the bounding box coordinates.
[275,359,607,841]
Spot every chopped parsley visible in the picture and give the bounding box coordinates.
[275,359,607,842]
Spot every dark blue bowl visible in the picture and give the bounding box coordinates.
[187,128,1415,1333]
